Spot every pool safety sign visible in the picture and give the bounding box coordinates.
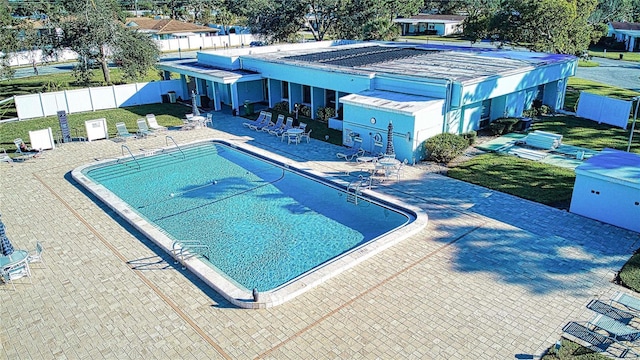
[58,110,71,143]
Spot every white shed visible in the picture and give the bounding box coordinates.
[570,148,640,233]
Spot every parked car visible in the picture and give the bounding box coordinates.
[250,41,267,47]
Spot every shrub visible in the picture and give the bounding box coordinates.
[489,118,520,135]
[273,101,289,113]
[423,133,469,163]
[539,105,551,115]
[315,106,335,122]
[462,130,477,145]
[299,104,311,118]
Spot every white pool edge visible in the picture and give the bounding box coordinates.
[71,138,428,309]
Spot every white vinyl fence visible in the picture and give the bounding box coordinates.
[576,92,632,129]
[8,34,260,66]
[14,79,185,120]
[157,34,259,52]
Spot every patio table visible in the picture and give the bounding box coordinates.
[0,250,28,270]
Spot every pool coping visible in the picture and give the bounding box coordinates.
[71,138,428,309]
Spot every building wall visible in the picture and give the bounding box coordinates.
[570,174,640,232]
[237,80,264,104]
[242,59,371,94]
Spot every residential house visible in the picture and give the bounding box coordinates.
[608,21,640,52]
[125,18,218,40]
[394,14,466,36]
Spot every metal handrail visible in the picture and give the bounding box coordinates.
[118,145,140,170]
[165,136,185,159]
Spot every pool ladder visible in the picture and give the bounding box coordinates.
[346,176,371,205]
[117,145,140,170]
[165,136,185,159]
[172,240,210,270]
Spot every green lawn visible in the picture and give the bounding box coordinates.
[564,77,639,112]
[0,103,185,153]
[447,153,576,206]
[589,46,640,62]
[531,114,639,153]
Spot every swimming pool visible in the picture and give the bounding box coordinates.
[72,140,427,308]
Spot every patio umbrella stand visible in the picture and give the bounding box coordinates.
[191,90,201,117]
[0,217,15,256]
[386,121,395,156]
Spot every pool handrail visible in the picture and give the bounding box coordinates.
[165,136,185,159]
[119,145,140,170]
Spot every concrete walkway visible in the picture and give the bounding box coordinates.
[1,110,638,359]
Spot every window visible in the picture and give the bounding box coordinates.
[325,90,336,108]
[428,24,435,30]
[302,85,311,104]
[479,99,491,128]
[282,81,289,99]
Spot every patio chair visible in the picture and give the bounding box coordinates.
[115,122,136,141]
[589,313,640,342]
[587,299,635,325]
[242,111,267,128]
[299,128,312,143]
[562,322,639,358]
[371,141,385,158]
[0,148,14,166]
[385,159,408,181]
[146,114,167,131]
[248,112,272,131]
[136,118,157,137]
[612,292,640,314]
[13,138,41,160]
[264,114,285,133]
[203,113,213,128]
[27,242,47,268]
[286,132,300,145]
[1,259,32,291]
[275,117,294,139]
[336,137,365,161]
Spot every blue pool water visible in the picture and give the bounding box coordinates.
[83,142,411,292]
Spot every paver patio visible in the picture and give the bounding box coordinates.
[1,110,638,359]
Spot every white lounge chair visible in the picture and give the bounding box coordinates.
[0,148,14,166]
[136,118,157,137]
[264,114,285,133]
[248,112,272,131]
[13,138,41,160]
[115,123,136,141]
[243,111,267,128]
[146,114,167,131]
[336,137,365,161]
[276,117,294,139]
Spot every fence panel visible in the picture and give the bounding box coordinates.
[15,79,184,120]
[66,89,93,114]
[90,86,118,110]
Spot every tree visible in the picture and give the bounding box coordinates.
[53,0,159,84]
[0,1,18,79]
[243,0,307,42]
[306,0,341,41]
[589,0,634,23]
[489,0,597,54]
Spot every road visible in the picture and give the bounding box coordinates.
[574,57,640,92]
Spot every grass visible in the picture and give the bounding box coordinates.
[589,46,640,62]
[531,114,639,153]
[0,103,186,153]
[564,77,639,112]
[577,59,599,67]
[541,339,610,359]
[447,153,575,206]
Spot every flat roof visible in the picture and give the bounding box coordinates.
[340,90,444,115]
[576,148,640,187]
[157,59,260,82]
[246,42,575,83]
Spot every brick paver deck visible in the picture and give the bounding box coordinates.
[1,111,638,359]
